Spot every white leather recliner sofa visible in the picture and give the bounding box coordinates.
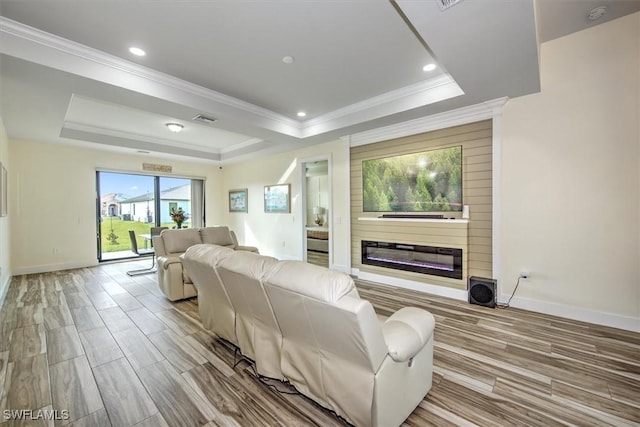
[153,226,258,301]
[181,244,436,427]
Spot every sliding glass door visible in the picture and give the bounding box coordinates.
[96,171,204,261]
[159,177,192,228]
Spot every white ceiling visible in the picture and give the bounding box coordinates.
[0,0,638,164]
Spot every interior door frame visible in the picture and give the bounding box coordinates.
[299,154,332,268]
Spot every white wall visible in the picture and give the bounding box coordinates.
[0,119,10,301]
[500,13,640,329]
[221,139,350,271]
[10,139,223,274]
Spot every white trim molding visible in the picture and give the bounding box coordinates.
[347,97,508,147]
[0,16,466,144]
[503,295,640,333]
[13,260,99,276]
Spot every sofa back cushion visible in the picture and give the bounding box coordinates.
[265,260,358,302]
[181,244,237,344]
[161,228,202,254]
[200,226,235,247]
[217,251,282,379]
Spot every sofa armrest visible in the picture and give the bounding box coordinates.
[382,307,435,362]
[157,254,182,270]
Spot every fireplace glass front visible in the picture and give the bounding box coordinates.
[361,240,463,279]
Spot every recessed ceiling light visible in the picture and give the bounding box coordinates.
[297,111,306,118]
[129,47,146,57]
[165,123,184,133]
[422,63,437,72]
[588,5,607,21]
[282,56,295,64]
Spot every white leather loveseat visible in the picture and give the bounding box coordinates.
[181,243,436,427]
[152,226,258,301]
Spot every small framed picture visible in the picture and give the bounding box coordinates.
[264,184,290,213]
[229,188,248,213]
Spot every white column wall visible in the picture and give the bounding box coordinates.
[500,12,640,329]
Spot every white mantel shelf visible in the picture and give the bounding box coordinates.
[358,217,469,224]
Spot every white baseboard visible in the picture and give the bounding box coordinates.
[353,269,639,333]
[354,269,468,301]
[504,294,640,333]
[12,260,98,276]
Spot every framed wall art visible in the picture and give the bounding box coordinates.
[264,184,290,213]
[229,188,248,213]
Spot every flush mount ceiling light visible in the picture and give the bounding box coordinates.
[588,5,607,21]
[297,111,307,118]
[128,46,146,57]
[165,123,184,133]
[282,56,295,64]
[422,63,437,72]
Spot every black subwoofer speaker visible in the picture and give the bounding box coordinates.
[468,276,497,308]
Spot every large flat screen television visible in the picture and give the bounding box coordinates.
[362,145,462,212]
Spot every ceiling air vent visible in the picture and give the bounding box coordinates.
[437,0,463,11]
[192,114,217,125]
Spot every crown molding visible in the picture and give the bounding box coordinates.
[304,74,457,127]
[346,97,509,147]
[218,137,264,154]
[61,121,226,154]
[0,17,302,134]
[1,16,470,144]
[302,75,463,138]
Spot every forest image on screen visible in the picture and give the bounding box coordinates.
[362,146,462,212]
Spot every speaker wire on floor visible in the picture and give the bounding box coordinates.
[497,276,522,309]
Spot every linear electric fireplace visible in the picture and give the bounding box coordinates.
[361,240,463,279]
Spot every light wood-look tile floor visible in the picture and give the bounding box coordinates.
[0,261,638,426]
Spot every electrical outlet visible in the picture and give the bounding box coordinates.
[282,241,286,248]
[53,248,60,255]
[519,271,529,279]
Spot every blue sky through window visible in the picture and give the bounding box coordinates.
[99,172,189,198]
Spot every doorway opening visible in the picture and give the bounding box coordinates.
[301,158,330,268]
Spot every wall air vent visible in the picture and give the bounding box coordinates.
[192,114,217,124]
[437,0,463,11]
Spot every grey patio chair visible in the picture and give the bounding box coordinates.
[126,230,156,276]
